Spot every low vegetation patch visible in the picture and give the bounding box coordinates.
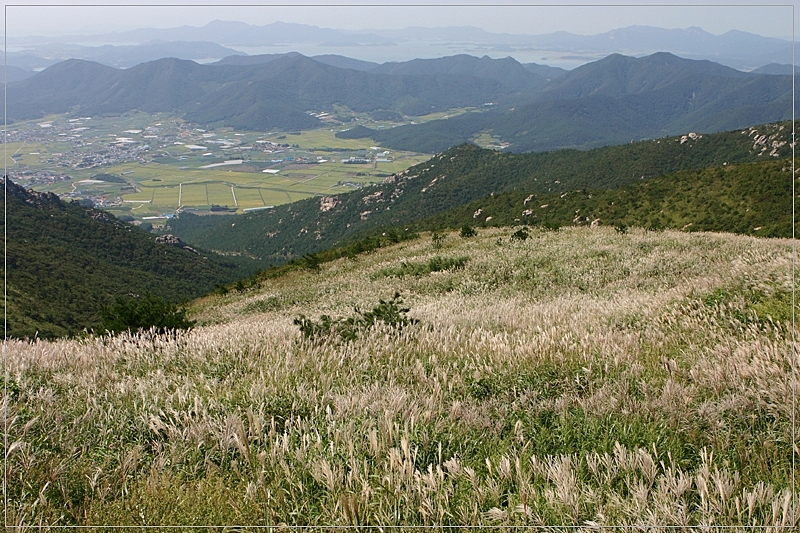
[460,225,477,238]
[294,292,418,343]
[100,293,195,335]
[374,255,469,279]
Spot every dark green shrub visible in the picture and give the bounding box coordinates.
[243,295,288,314]
[511,228,529,241]
[460,225,477,238]
[294,292,418,343]
[376,256,468,278]
[540,221,561,231]
[383,228,401,243]
[302,253,322,270]
[100,293,194,335]
[427,255,468,272]
[376,261,430,278]
[294,313,341,341]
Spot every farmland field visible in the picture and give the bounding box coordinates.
[5,111,431,220]
[5,226,797,528]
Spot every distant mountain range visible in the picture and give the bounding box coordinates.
[7,22,791,71]
[751,63,798,75]
[7,51,796,154]
[6,41,244,71]
[7,53,549,131]
[343,52,796,152]
[213,51,568,79]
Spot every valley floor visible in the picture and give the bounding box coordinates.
[5,226,797,529]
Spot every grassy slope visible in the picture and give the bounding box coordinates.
[5,226,796,527]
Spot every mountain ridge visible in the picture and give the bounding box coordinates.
[168,120,794,265]
[7,53,528,128]
[355,53,796,152]
[10,22,789,70]
[8,51,795,154]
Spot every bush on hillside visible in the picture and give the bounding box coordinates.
[375,256,469,279]
[100,293,195,335]
[511,228,529,241]
[460,225,477,238]
[294,292,418,343]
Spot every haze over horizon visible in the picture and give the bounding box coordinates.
[4,2,792,41]
[3,16,794,72]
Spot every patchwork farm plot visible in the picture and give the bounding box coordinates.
[5,111,431,220]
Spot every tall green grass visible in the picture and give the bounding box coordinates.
[5,226,797,529]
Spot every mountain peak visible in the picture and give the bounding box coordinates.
[2,177,62,209]
[540,52,749,101]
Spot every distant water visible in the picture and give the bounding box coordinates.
[5,40,603,70]
[232,41,595,69]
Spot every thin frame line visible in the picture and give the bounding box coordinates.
[0,527,796,530]
[3,3,8,532]
[1,3,797,7]
[1,2,797,530]
[792,1,797,526]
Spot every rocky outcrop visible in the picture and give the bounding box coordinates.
[155,233,200,255]
[1,177,62,209]
[155,234,185,246]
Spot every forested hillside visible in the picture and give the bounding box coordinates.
[4,179,253,338]
[6,54,539,130]
[416,158,792,238]
[360,54,796,153]
[168,121,794,264]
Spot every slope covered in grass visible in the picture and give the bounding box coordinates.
[5,226,796,527]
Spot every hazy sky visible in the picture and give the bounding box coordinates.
[3,1,795,41]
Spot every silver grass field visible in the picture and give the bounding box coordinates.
[4,226,797,530]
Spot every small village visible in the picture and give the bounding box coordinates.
[3,111,418,217]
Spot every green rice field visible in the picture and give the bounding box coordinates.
[6,112,432,219]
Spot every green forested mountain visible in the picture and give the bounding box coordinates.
[9,41,245,70]
[338,113,496,153]
[168,121,794,265]
[361,54,797,153]
[7,52,797,154]
[214,52,380,71]
[751,63,797,75]
[369,54,549,91]
[536,52,751,100]
[522,62,568,79]
[4,65,35,82]
[416,158,792,238]
[498,73,794,152]
[7,55,527,129]
[4,179,253,338]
